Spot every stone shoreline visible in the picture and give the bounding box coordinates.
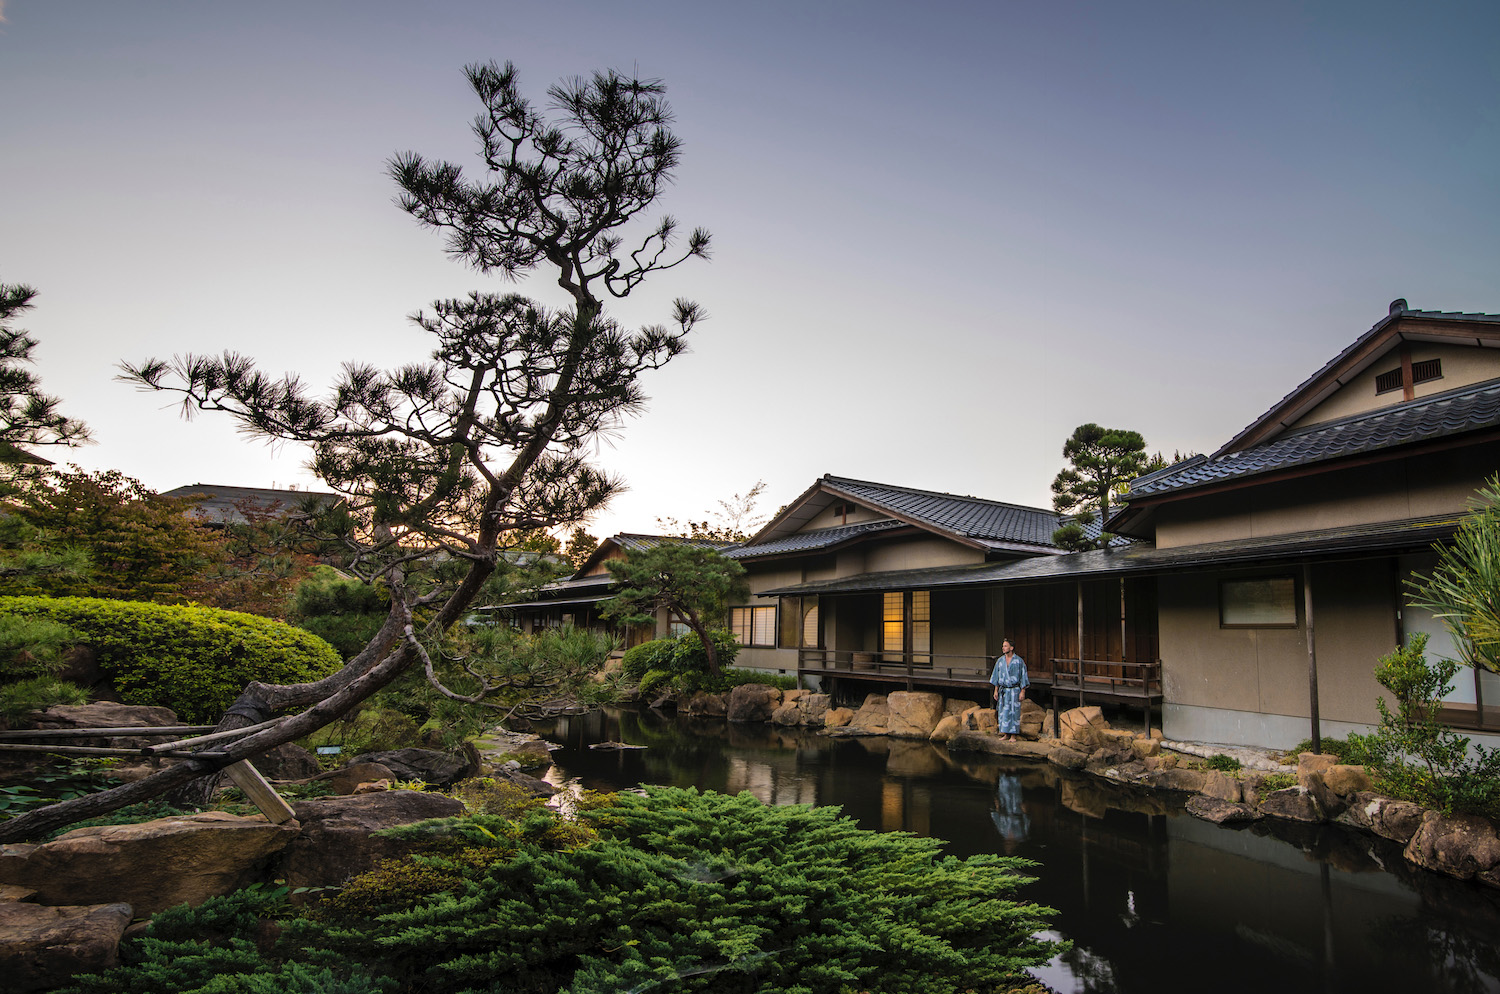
[670,683,1500,893]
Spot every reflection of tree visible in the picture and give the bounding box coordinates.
[1371,916,1500,993]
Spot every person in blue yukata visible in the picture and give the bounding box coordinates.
[989,638,1029,742]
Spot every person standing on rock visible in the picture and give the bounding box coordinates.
[990,638,1029,742]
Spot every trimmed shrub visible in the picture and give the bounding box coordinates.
[620,637,676,680]
[0,596,341,722]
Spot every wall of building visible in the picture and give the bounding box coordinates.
[1152,443,1500,548]
[864,536,982,572]
[1158,561,1398,747]
[1291,344,1500,430]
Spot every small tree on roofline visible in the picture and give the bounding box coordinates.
[601,543,747,675]
[1050,423,1150,552]
[0,59,709,842]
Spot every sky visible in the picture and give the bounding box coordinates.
[3,1,1497,542]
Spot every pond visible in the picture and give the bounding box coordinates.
[533,706,1500,994]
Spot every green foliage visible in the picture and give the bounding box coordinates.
[1050,423,1150,551]
[288,565,390,660]
[637,667,672,698]
[0,282,91,450]
[0,673,88,722]
[0,757,120,821]
[1256,772,1297,792]
[620,630,741,695]
[64,788,1058,994]
[1361,633,1500,816]
[602,544,748,674]
[298,705,423,757]
[621,637,676,679]
[1204,753,1243,773]
[40,798,188,840]
[0,595,341,722]
[1,468,231,603]
[1284,735,1378,767]
[1408,473,1500,674]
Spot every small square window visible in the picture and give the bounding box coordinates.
[1220,577,1298,628]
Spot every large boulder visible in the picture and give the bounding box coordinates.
[1322,765,1372,796]
[848,695,890,734]
[325,762,397,796]
[771,703,802,726]
[929,714,962,743]
[885,692,945,738]
[1259,786,1327,823]
[0,901,133,994]
[350,748,475,787]
[727,684,781,723]
[960,706,999,735]
[1048,744,1089,770]
[1199,770,1242,803]
[1334,791,1427,844]
[1058,706,1108,751]
[1403,811,1500,887]
[683,692,728,717]
[946,730,1006,754]
[0,812,297,914]
[1296,752,1338,787]
[1186,795,1262,825]
[1141,768,1206,793]
[249,742,323,781]
[278,790,466,891]
[1018,699,1046,739]
[822,707,855,729]
[798,693,831,725]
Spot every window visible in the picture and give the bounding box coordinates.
[780,596,820,648]
[881,590,932,664]
[1220,577,1298,627]
[1375,358,1443,395]
[731,605,777,647]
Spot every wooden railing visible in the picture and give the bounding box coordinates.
[1048,657,1164,735]
[795,648,992,683]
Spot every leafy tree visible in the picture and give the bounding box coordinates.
[0,282,91,454]
[0,59,708,842]
[1408,474,1500,675]
[288,565,391,660]
[601,544,747,675]
[656,479,767,542]
[1050,423,1150,551]
[562,526,599,570]
[2,468,230,603]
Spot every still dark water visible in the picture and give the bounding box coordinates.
[532,707,1500,994]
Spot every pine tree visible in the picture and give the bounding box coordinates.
[1050,423,1150,551]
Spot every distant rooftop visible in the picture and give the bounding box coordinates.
[163,483,342,526]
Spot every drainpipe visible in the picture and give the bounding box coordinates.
[1304,564,1321,753]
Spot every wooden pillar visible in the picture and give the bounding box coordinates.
[1304,564,1322,752]
[1076,581,1085,708]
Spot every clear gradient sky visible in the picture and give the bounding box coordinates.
[3,1,1497,540]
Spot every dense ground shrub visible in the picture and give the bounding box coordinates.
[0,612,88,722]
[0,595,341,722]
[64,788,1058,994]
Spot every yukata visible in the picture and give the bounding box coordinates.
[989,652,1030,735]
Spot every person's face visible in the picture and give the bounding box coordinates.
[1002,640,1013,655]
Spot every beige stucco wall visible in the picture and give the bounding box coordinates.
[1153,444,1500,548]
[864,536,983,572]
[1159,562,1397,728]
[804,502,887,529]
[1292,344,1500,430]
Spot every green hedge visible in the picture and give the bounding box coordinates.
[0,596,342,723]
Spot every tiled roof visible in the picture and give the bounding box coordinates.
[1215,303,1500,458]
[1127,379,1500,500]
[760,513,1464,596]
[724,520,907,560]
[820,476,1065,550]
[609,533,738,553]
[163,483,342,525]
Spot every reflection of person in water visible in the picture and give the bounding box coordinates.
[991,771,1030,846]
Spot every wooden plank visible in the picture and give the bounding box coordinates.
[223,760,296,824]
[0,725,217,740]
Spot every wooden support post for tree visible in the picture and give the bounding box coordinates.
[223,760,296,824]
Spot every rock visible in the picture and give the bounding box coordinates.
[1048,745,1089,770]
[886,692,945,738]
[0,901,133,994]
[325,762,397,796]
[1131,737,1161,759]
[943,699,974,716]
[29,701,178,731]
[1018,699,1046,739]
[683,692,728,717]
[1098,728,1137,748]
[946,730,1005,754]
[929,715,962,743]
[771,703,802,726]
[727,684,780,723]
[1334,792,1426,844]
[823,707,854,728]
[350,748,474,787]
[0,884,36,902]
[798,693,831,724]
[782,689,805,703]
[1141,768,1206,793]
[353,780,391,794]
[1297,752,1337,787]
[1058,706,1108,751]
[0,813,297,914]
[1199,770,1242,803]
[1322,765,1371,796]
[1404,812,1500,886]
[1186,795,1262,825]
[961,706,999,735]
[848,695,890,733]
[279,790,466,891]
[1260,786,1327,823]
[1157,752,1180,769]
[487,763,558,798]
[249,742,323,781]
